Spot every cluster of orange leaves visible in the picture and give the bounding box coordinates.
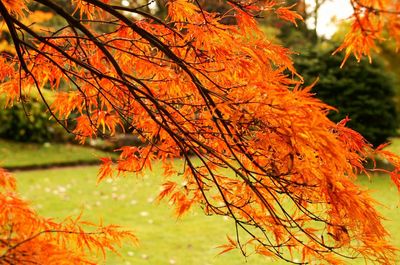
[0,0,400,264]
[1,0,28,17]
[335,0,400,66]
[0,9,54,54]
[0,168,137,264]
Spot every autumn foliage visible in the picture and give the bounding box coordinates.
[336,0,400,66]
[0,168,137,264]
[1,0,400,264]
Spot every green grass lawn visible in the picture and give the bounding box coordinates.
[2,136,398,169]
[385,138,400,154]
[0,139,116,169]
[14,165,400,265]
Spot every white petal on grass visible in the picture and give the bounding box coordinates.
[140,211,149,217]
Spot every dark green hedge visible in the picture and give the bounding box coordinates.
[0,96,70,143]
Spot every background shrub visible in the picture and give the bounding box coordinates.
[294,43,398,146]
[0,95,70,143]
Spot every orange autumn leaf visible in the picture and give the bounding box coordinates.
[217,235,238,255]
[0,167,16,190]
[1,0,28,17]
[97,157,114,184]
[275,5,303,26]
[157,181,178,202]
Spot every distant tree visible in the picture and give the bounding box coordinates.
[276,2,399,147]
[294,44,398,146]
[1,0,400,264]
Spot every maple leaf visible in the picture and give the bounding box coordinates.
[157,181,177,202]
[1,0,28,17]
[216,235,238,255]
[97,157,114,184]
[0,168,16,191]
[275,5,303,26]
